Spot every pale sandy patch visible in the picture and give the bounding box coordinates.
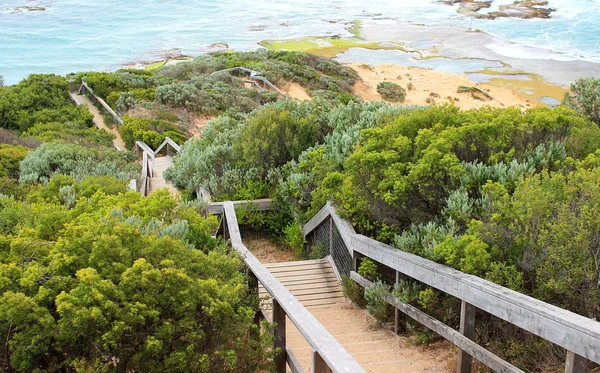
[245,237,297,264]
[349,63,533,110]
[279,81,312,100]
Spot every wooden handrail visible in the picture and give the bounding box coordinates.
[210,67,286,98]
[154,137,181,154]
[79,79,124,125]
[304,203,600,372]
[220,202,366,373]
[208,198,276,214]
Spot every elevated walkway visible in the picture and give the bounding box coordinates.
[69,92,126,150]
[148,156,178,196]
[260,259,452,373]
[215,199,599,373]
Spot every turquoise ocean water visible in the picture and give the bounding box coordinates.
[1,0,599,85]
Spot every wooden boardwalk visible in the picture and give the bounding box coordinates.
[148,156,178,196]
[260,259,454,373]
[70,92,126,151]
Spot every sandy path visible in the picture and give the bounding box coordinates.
[70,93,127,150]
[350,64,533,110]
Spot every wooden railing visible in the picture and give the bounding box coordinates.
[304,202,600,373]
[132,138,180,196]
[211,67,286,98]
[154,136,181,156]
[78,78,124,125]
[215,201,365,373]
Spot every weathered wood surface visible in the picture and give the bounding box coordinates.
[222,202,366,373]
[154,136,181,154]
[304,204,600,365]
[148,156,178,196]
[209,198,277,214]
[351,271,524,373]
[261,259,344,308]
[457,300,477,373]
[134,141,156,160]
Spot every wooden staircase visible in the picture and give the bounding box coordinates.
[148,156,178,196]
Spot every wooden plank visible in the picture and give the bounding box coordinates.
[293,293,345,302]
[264,259,328,269]
[457,301,476,373]
[287,347,305,373]
[222,203,365,373]
[565,351,589,373]
[272,273,338,282]
[275,282,339,291]
[273,299,286,373]
[208,198,277,214]
[282,288,343,298]
[351,271,524,373]
[268,267,335,276]
[350,234,600,364]
[300,298,345,307]
[312,350,329,373]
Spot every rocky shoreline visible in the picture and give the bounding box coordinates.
[439,0,554,19]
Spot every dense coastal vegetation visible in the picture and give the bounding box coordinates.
[1,51,600,372]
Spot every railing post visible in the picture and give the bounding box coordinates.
[457,300,476,373]
[328,216,333,255]
[394,271,405,334]
[248,272,261,327]
[312,350,329,373]
[565,351,589,373]
[273,299,286,373]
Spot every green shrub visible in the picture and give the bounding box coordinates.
[308,242,327,260]
[364,281,393,324]
[392,279,421,304]
[341,276,367,307]
[358,258,379,281]
[0,145,28,178]
[19,143,139,184]
[283,222,305,258]
[376,81,406,102]
[563,76,600,125]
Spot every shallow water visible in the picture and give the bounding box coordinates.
[1,0,599,85]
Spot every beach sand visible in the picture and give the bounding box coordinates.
[349,63,532,109]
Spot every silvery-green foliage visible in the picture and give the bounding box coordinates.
[364,280,392,324]
[324,101,420,164]
[58,185,78,209]
[123,214,144,228]
[116,72,149,89]
[443,188,474,222]
[20,143,139,184]
[180,198,210,216]
[155,82,200,109]
[461,141,567,193]
[115,92,137,114]
[156,220,189,241]
[393,219,457,261]
[156,55,226,80]
[392,279,421,304]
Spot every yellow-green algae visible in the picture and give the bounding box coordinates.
[144,61,167,72]
[260,37,406,58]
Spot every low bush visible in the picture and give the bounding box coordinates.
[364,281,393,324]
[341,276,367,307]
[377,81,406,102]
